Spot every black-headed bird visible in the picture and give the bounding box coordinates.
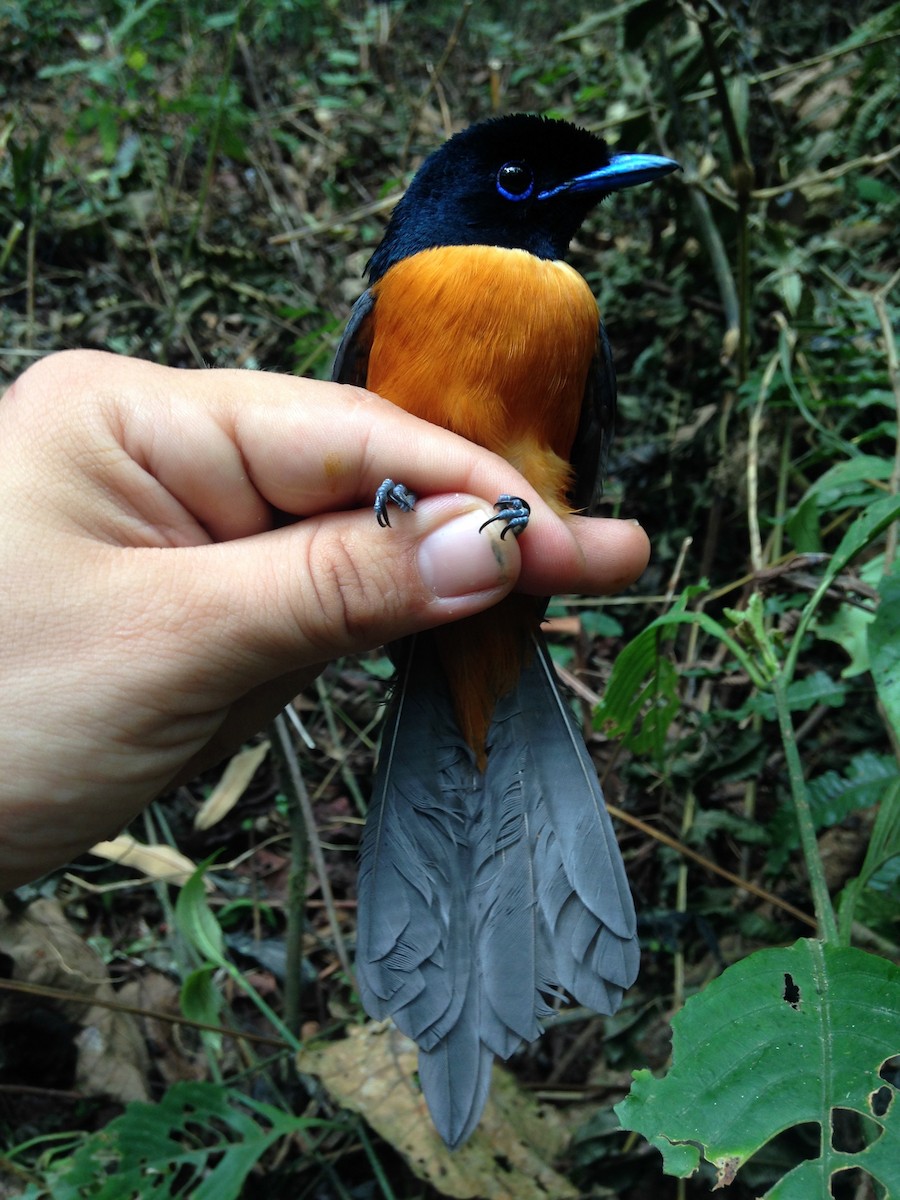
[333,114,678,1147]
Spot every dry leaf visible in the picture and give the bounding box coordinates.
[89,834,202,887]
[0,898,149,1103]
[118,971,209,1085]
[194,740,271,830]
[298,1022,577,1200]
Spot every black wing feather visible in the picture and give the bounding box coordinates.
[569,317,617,515]
[332,288,376,385]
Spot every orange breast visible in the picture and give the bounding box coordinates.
[366,245,600,763]
[366,245,599,513]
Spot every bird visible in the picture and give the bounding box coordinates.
[332,113,678,1148]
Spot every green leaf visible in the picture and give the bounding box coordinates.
[736,669,846,721]
[579,608,624,638]
[829,494,900,579]
[594,621,681,759]
[796,455,892,515]
[175,867,225,965]
[787,495,900,679]
[868,569,900,745]
[181,965,224,1055]
[809,552,883,676]
[767,751,898,873]
[812,602,875,677]
[837,777,900,941]
[595,586,769,760]
[807,751,899,828]
[856,176,899,205]
[616,939,900,1196]
[32,1082,327,1200]
[787,490,822,553]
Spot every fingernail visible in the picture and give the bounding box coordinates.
[417,509,517,598]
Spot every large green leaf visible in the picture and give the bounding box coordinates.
[20,1082,329,1200]
[616,939,900,1197]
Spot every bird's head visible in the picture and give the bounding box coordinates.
[367,113,679,281]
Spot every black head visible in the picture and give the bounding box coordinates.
[366,113,679,282]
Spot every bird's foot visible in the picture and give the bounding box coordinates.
[479,495,531,539]
[375,479,417,528]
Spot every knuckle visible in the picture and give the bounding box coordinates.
[297,523,401,656]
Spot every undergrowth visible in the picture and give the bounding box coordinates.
[1,0,898,1197]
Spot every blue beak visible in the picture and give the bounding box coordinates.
[538,152,680,200]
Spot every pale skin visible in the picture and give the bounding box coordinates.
[0,350,650,890]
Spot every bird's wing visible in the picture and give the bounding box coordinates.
[332,288,377,385]
[569,317,617,515]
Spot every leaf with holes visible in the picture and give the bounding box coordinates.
[616,939,900,1198]
[17,1081,330,1200]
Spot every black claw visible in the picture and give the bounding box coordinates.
[374,479,417,528]
[478,495,531,539]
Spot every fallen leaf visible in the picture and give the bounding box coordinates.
[0,898,149,1103]
[194,740,271,830]
[118,971,208,1086]
[298,1022,577,1199]
[89,834,203,887]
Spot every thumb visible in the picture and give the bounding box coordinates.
[147,493,521,778]
[175,492,522,686]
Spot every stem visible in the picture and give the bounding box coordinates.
[771,676,838,942]
[186,2,245,256]
[673,790,696,1010]
[223,960,301,1052]
[272,713,310,1040]
[695,0,754,382]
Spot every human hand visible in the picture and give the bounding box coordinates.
[0,350,649,888]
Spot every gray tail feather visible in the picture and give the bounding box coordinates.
[356,629,638,1148]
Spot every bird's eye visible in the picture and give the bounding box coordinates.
[496,161,534,201]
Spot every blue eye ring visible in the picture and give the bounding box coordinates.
[496,161,534,201]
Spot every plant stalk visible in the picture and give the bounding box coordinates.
[272,713,310,1040]
[771,676,838,943]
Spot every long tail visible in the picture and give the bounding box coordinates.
[355,629,638,1148]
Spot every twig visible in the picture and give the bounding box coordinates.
[664,536,694,608]
[606,804,817,929]
[749,145,900,200]
[399,0,473,166]
[747,351,781,572]
[0,977,288,1049]
[185,2,245,257]
[279,707,356,989]
[236,32,309,278]
[693,0,755,380]
[270,192,401,246]
[271,713,310,1038]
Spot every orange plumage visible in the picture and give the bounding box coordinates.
[367,245,598,508]
[366,245,598,761]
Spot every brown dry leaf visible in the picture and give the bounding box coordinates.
[119,970,208,1086]
[770,60,852,130]
[298,1022,577,1200]
[672,402,717,446]
[0,898,149,1103]
[194,739,271,831]
[89,833,204,887]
